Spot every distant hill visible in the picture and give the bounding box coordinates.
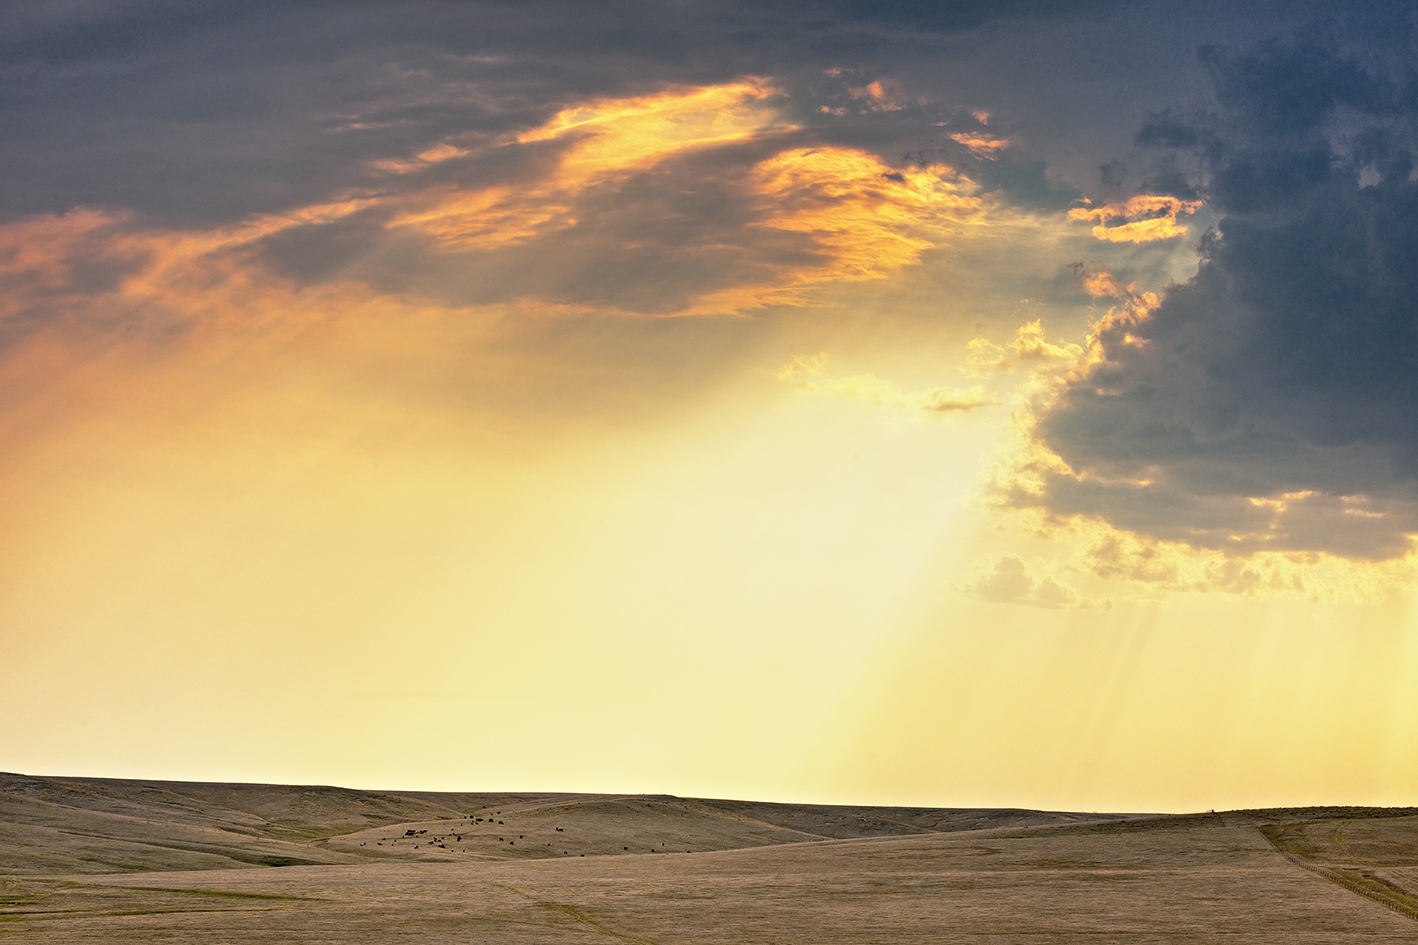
[0,772,1138,874]
[6,772,1418,942]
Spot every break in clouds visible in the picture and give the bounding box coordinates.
[1011,25,1418,565]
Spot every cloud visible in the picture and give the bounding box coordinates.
[963,338,1009,375]
[324,116,1001,317]
[1068,194,1203,242]
[0,75,1039,352]
[776,354,995,414]
[919,385,996,413]
[950,131,1012,158]
[962,321,1083,378]
[958,554,1101,609]
[1004,27,1418,564]
[1074,525,1417,602]
[1010,319,1082,365]
[0,0,1256,337]
[0,0,1128,230]
[1076,266,1135,300]
[0,192,419,351]
[847,79,907,112]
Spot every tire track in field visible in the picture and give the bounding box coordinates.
[1259,824,1418,922]
[495,882,660,945]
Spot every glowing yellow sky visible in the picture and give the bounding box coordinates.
[3,79,1415,811]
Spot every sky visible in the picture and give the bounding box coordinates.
[4,0,1418,813]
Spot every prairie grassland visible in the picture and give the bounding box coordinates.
[3,774,1416,943]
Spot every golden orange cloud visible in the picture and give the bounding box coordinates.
[395,80,789,252]
[387,82,999,316]
[1068,195,1203,243]
[949,131,1011,158]
[745,149,985,287]
[371,142,473,175]
[1078,267,1132,299]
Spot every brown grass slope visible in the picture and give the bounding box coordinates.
[0,773,579,873]
[0,773,1131,873]
[6,818,1418,943]
[6,773,1418,943]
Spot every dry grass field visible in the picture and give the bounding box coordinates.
[3,773,1417,942]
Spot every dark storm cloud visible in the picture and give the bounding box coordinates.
[2,1,567,225]
[1020,19,1418,561]
[0,0,1140,229]
[0,0,1385,338]
[0,0,1143,346]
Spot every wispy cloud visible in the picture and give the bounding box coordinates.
[949,131,1012,158]
[776,354,995,414]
